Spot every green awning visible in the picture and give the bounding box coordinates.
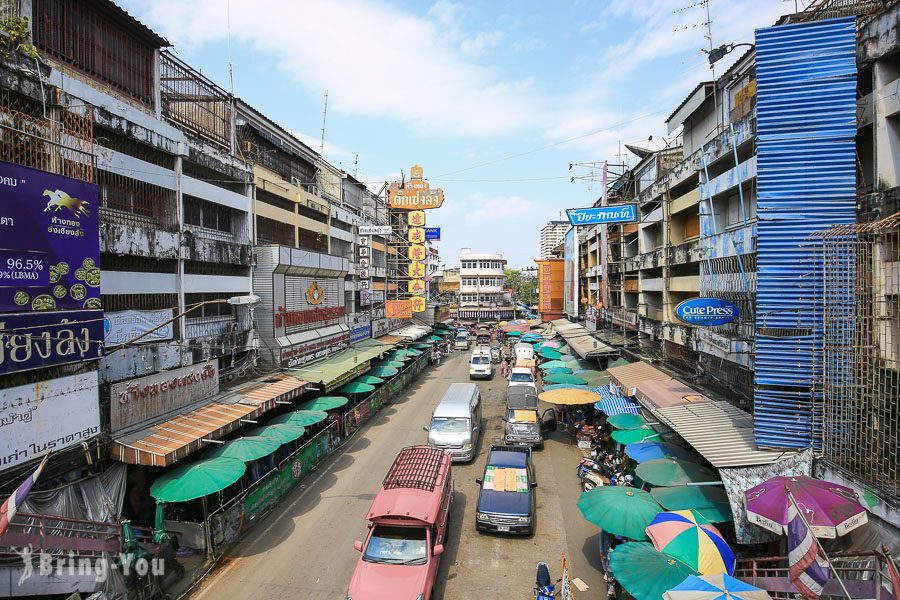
[287,338,394,391]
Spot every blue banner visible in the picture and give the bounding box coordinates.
[0,310,104,374]
[350,324,371,343]
[425,227,441,240]
[0,161,101,312]
[674,298,740,327]
[566,204,637,226]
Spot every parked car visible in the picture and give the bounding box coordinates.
[504,387,557,449]
[475,445,537,535]
[425,383,482,462]
[476,329,491,345]
[469,348,494,380]
[453,331,471,351]
[349,446,452,600]
[508,366,537,389]
[514,342,535,362]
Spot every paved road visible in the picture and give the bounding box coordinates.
[188,350,605,600]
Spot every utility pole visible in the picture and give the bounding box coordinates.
[319,90,328,156]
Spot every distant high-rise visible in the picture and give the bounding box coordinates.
[540,221,570,259]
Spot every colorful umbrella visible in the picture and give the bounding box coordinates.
[560,354,578,363]
[427,335,443,341]
[337,382,376,394]
[610,542,699,600]
[574,369,604,377]
[608,357,631,369]
[743,475,868,538]
[539,388,599,406]
[374,360,406,368]
[663,574,772,600]
[557,344,571,354]
[385,353,412,362]
[626,442,698,464]
[543,373,587,385]
[542,340,561,349]
[369,366,399,378]
[612,427,663,445]
[539,349,562,360]
[608,413,648,430]
[410,343,433,349]
[646,510,735,575]
[539,360,570,370]
[298,396,348,411]
[247,424,307,445]
[269,410,329,427]
[207,436,280,463]
[651,487,734,524]
[150,457,246,503]
[506,331,522,337]
[543,367,574,375]
[352,375,385,385]
[576,487,662,540]
[543,384,591,392]
[637,459,720,487]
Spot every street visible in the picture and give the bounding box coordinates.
[187,351,606,600]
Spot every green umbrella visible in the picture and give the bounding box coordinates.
[612,427,663,445]
[208,435,281,462]
[636,459,720,487]
[410,343,433,349]
[270,410,329,427]
[150,457,246,503]
[608,542,699,600]
[543,367,574,375]
[427,335,443,341]
[608,413,649,430]
[375,360,406,368]
[543,373,588,385]
[582,373,611,387]
[369,366,399,378]
[247,424,307,445]
[337,381,376,394]
[152,503,168,543]
[386,353,412,362]
[539,360,570,370]
[608,357,631,369]
[506,331,522,337]
[574,369,604,377]
[650,487,734,523]
[576,486,663,540]
[353,375,385,385]
[557,344,571,354]
[403,348,424,356]
[298,396,349,411]
[539,349,562,360]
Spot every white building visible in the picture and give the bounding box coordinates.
[540,220,570,259]
[458,248,514,321]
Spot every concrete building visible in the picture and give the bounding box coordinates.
[535,259,565,322]
[540,220,570,259]
[457,249,514,321]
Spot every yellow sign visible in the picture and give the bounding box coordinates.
[408,227,426,243]
[408,261,426,278]
[408,279,427,295]
[409,244,426,261]
[407,211,426,227]
[386,300,412,319]
[306,281,324,305]
[410,296,426,313]
[388,165,445,210]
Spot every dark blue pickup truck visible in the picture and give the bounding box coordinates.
[474,445,537,535]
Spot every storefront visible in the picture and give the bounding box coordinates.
[252,246,351,370]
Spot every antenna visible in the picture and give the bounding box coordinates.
[226,0,235,95]
[319,90,328,156]
[354,154,359,178]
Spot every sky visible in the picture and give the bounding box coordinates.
[122,0,796,269]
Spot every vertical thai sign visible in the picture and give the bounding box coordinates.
[358,234,371,304]
[563,227,577,317]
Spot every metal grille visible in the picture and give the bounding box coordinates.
[159,50,232,149]
[32,0,154,105]
[812,214,900,499]
[0,0,19,20]
[101,293,176,312]
[383,446,445,491]
[699,253,757,340]
[257,215,294,246]
[0,88,94,182]
[97,169,178,231]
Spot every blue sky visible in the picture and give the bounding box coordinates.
[123,0,793,269]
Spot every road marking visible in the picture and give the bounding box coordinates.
[491,539,501,568]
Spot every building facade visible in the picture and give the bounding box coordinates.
[457,248,514,321]
[539,220,570,259]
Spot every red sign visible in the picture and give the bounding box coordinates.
[275,305,345,328]
[386,300,412,319]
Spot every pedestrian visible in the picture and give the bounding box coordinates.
[500,357,510,378]
[433,348,442,366]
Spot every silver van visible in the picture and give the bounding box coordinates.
[425,383,482,462]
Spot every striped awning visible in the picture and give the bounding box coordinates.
[595,386,642,415]
[240,374,307,412]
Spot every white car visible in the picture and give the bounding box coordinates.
[469,350,494,380]
[507,366,536,388]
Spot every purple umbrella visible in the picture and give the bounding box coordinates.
[743,476,867,538]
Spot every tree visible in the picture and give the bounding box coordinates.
[504,268,537,307]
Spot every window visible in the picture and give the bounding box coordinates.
[256,189,295,213]
[184,196,234,234]
[257,216,294,246]
[185,293,240,318]
[362,526,427,565]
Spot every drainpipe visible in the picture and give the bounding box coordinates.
[175,153,186,363]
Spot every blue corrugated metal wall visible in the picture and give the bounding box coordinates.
[753,17,857,449]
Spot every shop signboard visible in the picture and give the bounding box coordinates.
[0,309,104,375]
[674,297,740,327]
[372,318,390,337]
[425,227,441,240]
[359,287,372,307]
[410,296,426,313]
[408,227,426,244]
[408,279,426,295]
[280,330,349,368]
[386,300,412,319]
[104,309,174,345]
[409,245,426,261]
[388,165,445,210]
[407,211,426,226]
[358,225,391,236]
[565,204,637,226]
[563,228,578,318]
[0,161,101,312]
[0,372,100,473]
[350,323,371,342]
[109,360,219,432]
[409,261,426,278]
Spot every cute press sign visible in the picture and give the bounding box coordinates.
[389,165,445,210]
[674,297,740,327]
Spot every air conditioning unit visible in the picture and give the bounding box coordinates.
[291,176,302,187]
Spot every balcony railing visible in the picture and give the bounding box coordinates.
[0,512,122,558]
[160,51,233,149]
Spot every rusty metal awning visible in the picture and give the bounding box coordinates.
[377,335,406,344]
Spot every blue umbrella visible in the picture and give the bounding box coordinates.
[663,574,772,600]
[626,442,699,463]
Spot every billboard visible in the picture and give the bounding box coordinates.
[0,372,100,472]
[350,323,372,342]
[0,310,104,375]
[386,299,412,319]
[358,225,391,236]
[425,227,441,240]
[104,309,174,345]
[0,161,101,312]
[388,165,445,210]
[563,227,577,317]
[566,204,637,226]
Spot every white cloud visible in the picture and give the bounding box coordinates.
[461,193,537,224]
[461,30,504,55]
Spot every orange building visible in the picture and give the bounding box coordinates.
[535,259,565,323]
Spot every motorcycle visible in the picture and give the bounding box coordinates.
[534,562,561,600]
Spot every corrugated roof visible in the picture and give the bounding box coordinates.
[550,319,616,358]
[649,401,797,468]
[606,361,670,394]
[287,338,395,390]
[104,1,171,47]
